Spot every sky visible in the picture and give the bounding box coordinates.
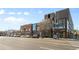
[0,8,79,31]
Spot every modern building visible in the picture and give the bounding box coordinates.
[41,8,74,38]
[55,8,73,38]
[32,23,40,37]
[20,8,74,38]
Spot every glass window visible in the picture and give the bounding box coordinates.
[29,29,30,31]
[33,24,36,31]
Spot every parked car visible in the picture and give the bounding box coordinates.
[53,35,57,39]
[32,34,39,38]
[21,35,30,38]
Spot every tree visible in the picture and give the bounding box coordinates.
[73,29,78,39]
[39,19,53,37]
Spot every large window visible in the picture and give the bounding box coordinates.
[33,24,37,31]
[54,18,65,29]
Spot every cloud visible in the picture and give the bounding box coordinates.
[3,16,27,25]
[17,12,22,15]
[8,12,30,15]
[0,16,31,30]
[0,9,5,14]
[0,9,30,15]
[8,12,16,15]
[8,12,22,15]
[23,12,30,15]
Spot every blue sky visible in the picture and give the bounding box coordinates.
[0,8,79,31]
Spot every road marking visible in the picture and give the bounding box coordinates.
[40,47,53,50]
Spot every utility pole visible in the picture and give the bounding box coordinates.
[50,19,53,38]
[65,17,67,38]
[76,26,78,39]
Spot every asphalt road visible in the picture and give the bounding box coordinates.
[0,36,78,50]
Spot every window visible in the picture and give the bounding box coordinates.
[29,29,30,31]
[48,14,50,18]
[33,24,36,31]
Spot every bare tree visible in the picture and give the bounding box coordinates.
[39,19,53,37]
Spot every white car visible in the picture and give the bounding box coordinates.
[53,35,57,39]
[32,34,39,38]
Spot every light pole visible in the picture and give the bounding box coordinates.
[76,26,79,39]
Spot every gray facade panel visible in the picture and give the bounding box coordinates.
[56,8,69,19]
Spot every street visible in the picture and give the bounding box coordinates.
[0,36,78,50]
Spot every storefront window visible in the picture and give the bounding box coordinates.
[53,18,65,29]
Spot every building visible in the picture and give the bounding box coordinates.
[44,13,55,37]
[20,8,74,38]
[5,30,21,37]
[55,8,73,38]
[41,8,74,38]
[20,23,40,38]
[32,23,40,37]
[20,24,33,37]
[0,31,6,36]
[73,30,79,40]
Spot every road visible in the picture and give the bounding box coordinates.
[0,36,78,50]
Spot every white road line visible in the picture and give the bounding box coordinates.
[40,47,54,50]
